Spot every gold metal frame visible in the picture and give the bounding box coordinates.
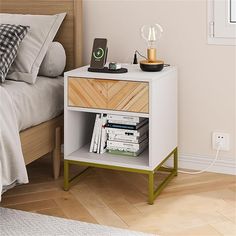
[64,147,178,204]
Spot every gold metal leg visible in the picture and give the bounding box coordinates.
[64,147,178,204]
[147,147,178,204]
[63,160,90,191]
[148,171,154,205]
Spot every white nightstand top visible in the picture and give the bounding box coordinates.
[65,64,177,82]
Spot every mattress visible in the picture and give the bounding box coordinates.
[2,76,64,131]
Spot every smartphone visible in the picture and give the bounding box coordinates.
[90,38,107,69]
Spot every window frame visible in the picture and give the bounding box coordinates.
[230,0,236,23]
[208,0,236,45]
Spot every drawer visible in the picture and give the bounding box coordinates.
[68,77,149,113]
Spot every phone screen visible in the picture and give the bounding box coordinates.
[90,38,107,69]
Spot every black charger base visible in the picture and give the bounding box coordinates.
[88,67,128,74]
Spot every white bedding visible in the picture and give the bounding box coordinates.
[2,76,63,131]
[0,86,28,201]
[0,76,64,200]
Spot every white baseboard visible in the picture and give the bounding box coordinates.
[167,153,236,175]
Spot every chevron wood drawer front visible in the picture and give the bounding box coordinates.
[68,77,149,113]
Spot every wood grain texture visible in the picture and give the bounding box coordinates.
[68,77,149,113]
[20,115,63,166]
[52,127,62,179]
[107,80,149,112]
[0,0,83,69]
[1,156,236,235]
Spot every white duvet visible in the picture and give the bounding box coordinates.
[0,86,28,201]
[0,77,63,200]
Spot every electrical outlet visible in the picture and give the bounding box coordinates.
[212,132,230,151]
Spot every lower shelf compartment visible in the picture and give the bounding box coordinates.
[65,144,150,170]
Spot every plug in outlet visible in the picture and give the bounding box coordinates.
[212,132,230,151]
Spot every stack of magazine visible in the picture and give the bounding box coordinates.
[105,114,149,157]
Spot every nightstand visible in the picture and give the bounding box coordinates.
[64,64,178,204]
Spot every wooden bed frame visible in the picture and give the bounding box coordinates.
[1,0,83,179]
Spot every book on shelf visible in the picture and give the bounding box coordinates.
[108,119,140,126]
[89,113,149,157]
[107,138,148,152]
[97,117,102,153]
[107,114,145,123]
[107,149,142,157]
[100,114,107,154]
[108,132,148,144]
[89,114,99,153]
[89,113,107,154]
[106,118,148,130]
[105,122,148,137]
[94,115,102,153]
[107,141,148,157]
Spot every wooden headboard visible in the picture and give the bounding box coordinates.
[0,0,83,70]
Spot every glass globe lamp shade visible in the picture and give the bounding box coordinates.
[140,24,163,62]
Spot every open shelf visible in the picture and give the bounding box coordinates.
[65,144,151,170]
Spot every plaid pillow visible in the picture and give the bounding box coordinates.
[0,24,29,83]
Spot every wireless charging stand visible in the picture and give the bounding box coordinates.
[88,67,128,73]
[88,38,128,74]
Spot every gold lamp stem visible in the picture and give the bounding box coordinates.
[147,48,157,62]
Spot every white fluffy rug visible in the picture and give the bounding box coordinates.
[0,207,156,236]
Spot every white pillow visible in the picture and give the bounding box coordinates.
[39,42,66,77]
[0,13,66,84]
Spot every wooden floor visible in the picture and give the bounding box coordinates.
[1,155,236,236]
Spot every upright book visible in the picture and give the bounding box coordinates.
[99,114,107,154]
[89,114,100,153]
[89,113,108,154]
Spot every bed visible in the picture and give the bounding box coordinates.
[0,0,82,189]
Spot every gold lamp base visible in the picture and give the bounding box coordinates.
[139,48,164,72]
[140,59,164,72]
[147,48,157,62]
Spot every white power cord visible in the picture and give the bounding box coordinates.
[164,141,222,175]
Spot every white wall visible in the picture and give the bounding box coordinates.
[83,0,236,172]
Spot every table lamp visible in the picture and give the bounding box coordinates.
[140,24,164,72]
